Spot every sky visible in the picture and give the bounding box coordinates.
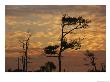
[5,5,106,57]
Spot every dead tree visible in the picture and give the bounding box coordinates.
[84,50,97,71]
[44,14,91,72]
[21,56,25,71]
[19,32,31,72]
[17,57,20,71]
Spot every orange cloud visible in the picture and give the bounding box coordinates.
[6,5,106,52]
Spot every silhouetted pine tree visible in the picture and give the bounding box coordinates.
[44,14,91,72]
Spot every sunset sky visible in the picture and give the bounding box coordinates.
[5,5,106,57]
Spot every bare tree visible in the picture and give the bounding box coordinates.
[19,32,31,72]
[84,50,97,71]
[44,14,91,72]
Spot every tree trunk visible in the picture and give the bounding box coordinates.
[58,54,61,72]
[94,65,97,71]
[22,56,25,72]
[25,41,28,72]
[58,24,64,72]
[17,57,20,71]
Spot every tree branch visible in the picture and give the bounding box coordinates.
[63,24,80,37]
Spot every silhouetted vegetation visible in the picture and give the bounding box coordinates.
[44,45,59,55]
[84,50,97,71]
[8,32,32,72]
[18,32,32,72]
[44,14,91,72]
[84,50,106,72]
[19,32,31,71]
[35,61,56,72]
[6,14,105,72]
[100,63,106,72]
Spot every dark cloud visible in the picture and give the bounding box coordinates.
[6,5,106,16]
